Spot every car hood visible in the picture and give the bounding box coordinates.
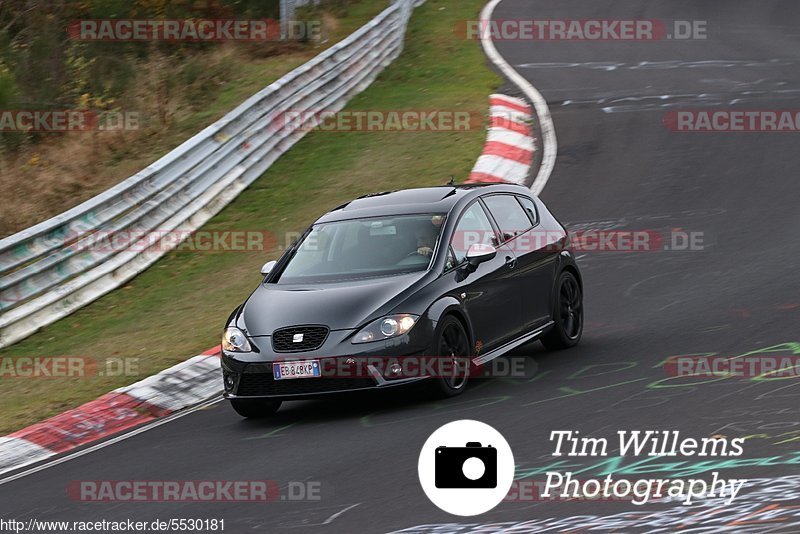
[240,272,427,336]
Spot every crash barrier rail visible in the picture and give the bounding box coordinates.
[0,0,425,348]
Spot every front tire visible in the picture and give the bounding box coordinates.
[230,398,282,418]
[541,270,583,350]
[430,316,471,397]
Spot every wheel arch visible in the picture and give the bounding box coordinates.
[427,297,475,354]
[549,251,583,320]
[556,251,583,288]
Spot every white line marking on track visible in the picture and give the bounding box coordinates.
[322,503,362,525]
[480,0,558,195]
[0,396,224,486]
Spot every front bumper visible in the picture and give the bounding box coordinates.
[221,327,434,400]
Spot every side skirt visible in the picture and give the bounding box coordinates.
[471,321,554,366]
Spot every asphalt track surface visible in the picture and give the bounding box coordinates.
[3,1,800,532]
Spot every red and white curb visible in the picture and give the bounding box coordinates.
[466,94,536,186]
[0,346,222,475]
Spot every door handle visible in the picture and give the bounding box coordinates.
[505,256,517,269]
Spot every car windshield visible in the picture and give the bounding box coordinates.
[275,214,446,284]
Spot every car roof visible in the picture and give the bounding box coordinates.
[315,183,530,223]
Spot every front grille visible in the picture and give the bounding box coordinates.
[236,372,376,397]
[272,325,329,352]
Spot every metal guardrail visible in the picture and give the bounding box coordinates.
[0,0,425,348]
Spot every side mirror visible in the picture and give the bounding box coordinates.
[260,260,277,276]
[465,243,497,271]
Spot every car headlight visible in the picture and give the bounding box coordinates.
[352,314,418,344]
[222,326,252,352]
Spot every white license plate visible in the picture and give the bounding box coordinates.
[273,360,321,380]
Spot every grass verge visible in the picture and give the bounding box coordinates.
[0,0,501,434]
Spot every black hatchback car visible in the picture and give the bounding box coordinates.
[221,184,582,417]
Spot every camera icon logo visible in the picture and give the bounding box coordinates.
[418,420,515,516]
[435,442,497,488]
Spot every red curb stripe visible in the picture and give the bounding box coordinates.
[466,172,509,184]
[10,393,170,453]
[202,345,222,356]
[490,115,532,136]
[490,96,532,114]
[482,141,533,165]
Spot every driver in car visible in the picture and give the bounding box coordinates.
[415,224,438,257]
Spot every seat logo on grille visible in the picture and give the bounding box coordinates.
[292,333,304,343]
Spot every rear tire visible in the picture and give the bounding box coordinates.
[541,271,583,350]
[230,398,282,418]
[430,316,471,397]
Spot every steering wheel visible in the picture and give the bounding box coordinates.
[404,248,433,258]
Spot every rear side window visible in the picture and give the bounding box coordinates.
[518,196,539,224]
[483,194,533,241]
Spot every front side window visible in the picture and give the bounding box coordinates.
[450,202,496,265]
[276,214,446,283]
[445,247,457,271]
[483,194,533,242]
